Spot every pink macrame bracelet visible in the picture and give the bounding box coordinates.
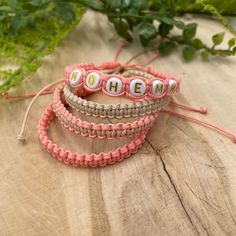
[63,69,172,119]
[53,84,158,139]
[64,62,180,99]
[38,104,148,167]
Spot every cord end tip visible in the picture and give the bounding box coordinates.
[231,135,236,143]
[17,134,26,144]
[199,107,208,114]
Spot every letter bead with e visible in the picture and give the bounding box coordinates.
[130,79,146,97]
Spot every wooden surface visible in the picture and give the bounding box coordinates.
[0,11,236,236]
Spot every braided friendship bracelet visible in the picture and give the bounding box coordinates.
[38,104,148,167]
[63,85,171,119]
[53,84,159,139]
[64,63,180,99]
[63,66,172,119]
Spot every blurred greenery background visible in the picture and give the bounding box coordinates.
[0,0,235,94]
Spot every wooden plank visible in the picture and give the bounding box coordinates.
[0,11,235,236]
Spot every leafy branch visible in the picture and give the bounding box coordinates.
[67,0,236,61]
[0,0,85,94]
[0,0,236,94]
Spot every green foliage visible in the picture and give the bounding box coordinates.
[0,0,236,93]
[0,1,85,94]
[158,41,176,55]
[137,22,157,46]
[212,32,225,46]
[176,0,236,16]
[77,0,235,62]
[183,23,197,42]
[182,46,196,61]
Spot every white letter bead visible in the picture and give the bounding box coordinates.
[151,80,165,96]
[69,69,83,86]
[168,79,177,93]
[85,72,101,89]
[130,79,146,96]
[106,77,123,95]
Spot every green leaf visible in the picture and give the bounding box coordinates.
[171,35,184,43]
[28,0,42,7]
[183,23,197,41]
[158,41,176,55]
[137,22,157,46]
[158,22,173,36]
[0,6,14,12]
[131,0,148,10]
[201,51,209,61]
[212,32,225,46]
[54,2,75,24]
[192,38,204,49]
[182,46,196,61]
[113,19,132,42]
[174,20,185,29]
[8,0,20,9]
[107,0,122,9]
[156,16,174,25]
[228,37,236,49]
[0,15,5,21]
[9,14,28,36]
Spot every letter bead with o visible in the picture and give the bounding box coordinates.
[85,72,101,89]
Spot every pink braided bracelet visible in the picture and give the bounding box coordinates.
[38,104,148,167]
[64,62,180,99]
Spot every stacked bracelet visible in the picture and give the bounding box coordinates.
[37,62,181,167]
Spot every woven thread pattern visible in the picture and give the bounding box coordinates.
[63,85,171,119]
[54,84,158,139]
[38,104,147,167]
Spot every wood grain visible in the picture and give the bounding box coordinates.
[0,11,236,236]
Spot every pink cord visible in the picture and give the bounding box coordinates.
[163,109,236,143]
[114,42,126,62]
[170,100,208,114]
